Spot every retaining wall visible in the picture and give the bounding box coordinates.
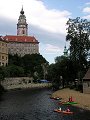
[1,77,52,90]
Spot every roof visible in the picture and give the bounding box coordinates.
[83,68,90,80]
[3,35,39,43]
[0,36,8,42]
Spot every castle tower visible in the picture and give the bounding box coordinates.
[17,6,28,36]
[63,45,68,57]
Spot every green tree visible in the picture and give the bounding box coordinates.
[8,53,48,79]
[8,54,22,66]
[4,65,24,77]
[21,54,48,79]
[0,67,5,81]
[66,17,90,80]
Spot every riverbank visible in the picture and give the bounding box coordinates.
[52,88,90,110]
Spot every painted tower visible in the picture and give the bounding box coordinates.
[63,45,68,57]
[4,6,39,56]
[17,6,28,36]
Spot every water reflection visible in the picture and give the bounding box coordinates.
[0,88,90,120]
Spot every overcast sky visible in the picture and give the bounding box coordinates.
[0,0,90,64]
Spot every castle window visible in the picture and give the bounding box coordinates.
[2,56,4,59]
[22,29,25,34]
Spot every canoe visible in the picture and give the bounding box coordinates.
[54,109,62,113]
[62,110,73,114]
[54,109,73,114]
[63,101,78,105]
[59,101,78,105]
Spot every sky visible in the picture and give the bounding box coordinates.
[0,0,90,64]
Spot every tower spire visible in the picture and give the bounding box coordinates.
[17,6,28,36]
[63,44,68,57]
[20,5,24,15]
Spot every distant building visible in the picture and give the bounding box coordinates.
[83,68,90,94]
[4,7,39,57]
[0,36,8,66]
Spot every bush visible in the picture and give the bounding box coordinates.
[75,84,83,92]
[69,85,75,89]
[0,84,5,93]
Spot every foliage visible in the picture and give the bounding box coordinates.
[47,55,75,89]
[3,65,24,77]
[3,54,49,80]
[66,17,90,80]
[8,54,22,66]
[21,54,48,79]
[0,67,5,81]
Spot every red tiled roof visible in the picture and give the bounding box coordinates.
[83,68,90,80]
[3,35,39,43]
[0,36,8,42]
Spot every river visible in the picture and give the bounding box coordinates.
[0,88,90,120]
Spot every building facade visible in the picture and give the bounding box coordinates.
[4,7,39,57]
[0,36,8,66]
[83,68,90,94]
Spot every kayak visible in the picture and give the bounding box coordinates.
[58,101,78,105]
[54,109,73,114]
[62,101,78,105]
[54,109,62,113]
[62,110,73,114]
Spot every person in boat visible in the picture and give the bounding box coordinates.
[58,107,61,111]
[69,96,73,102]
[66,107,70,112]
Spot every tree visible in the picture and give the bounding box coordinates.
[66,17,90,80]
[4,65,24,77]
[0,67,5,82]
[47,55,75,89]
[8,53,48,79]
[21,54,48,78]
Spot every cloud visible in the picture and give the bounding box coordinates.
[45,44,62,53]
[82,7,90,13]
[0,0,70,64]
[39,43,64,55]
[85,2,90,5]
[0,0,71,35]
[39,43,64,63]
[82,15,90,20]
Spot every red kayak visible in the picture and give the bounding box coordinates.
[62,110,73,114]
[54,109,73,114]
[54,109,62,113]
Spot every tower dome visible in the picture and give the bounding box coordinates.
[20,7,24,15]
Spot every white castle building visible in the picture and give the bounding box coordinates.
[4,7,39,56]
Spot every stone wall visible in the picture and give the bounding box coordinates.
[1,77,52,90]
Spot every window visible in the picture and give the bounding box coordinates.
[88,82,90,87]
[2,43,4,46]
[2,56,4,59]
[6,57,7,60]
[2,63,4,66]
[22,29,25,34]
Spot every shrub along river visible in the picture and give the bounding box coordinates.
[0,88,90,120]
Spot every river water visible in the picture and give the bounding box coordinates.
[0,88,90,120]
